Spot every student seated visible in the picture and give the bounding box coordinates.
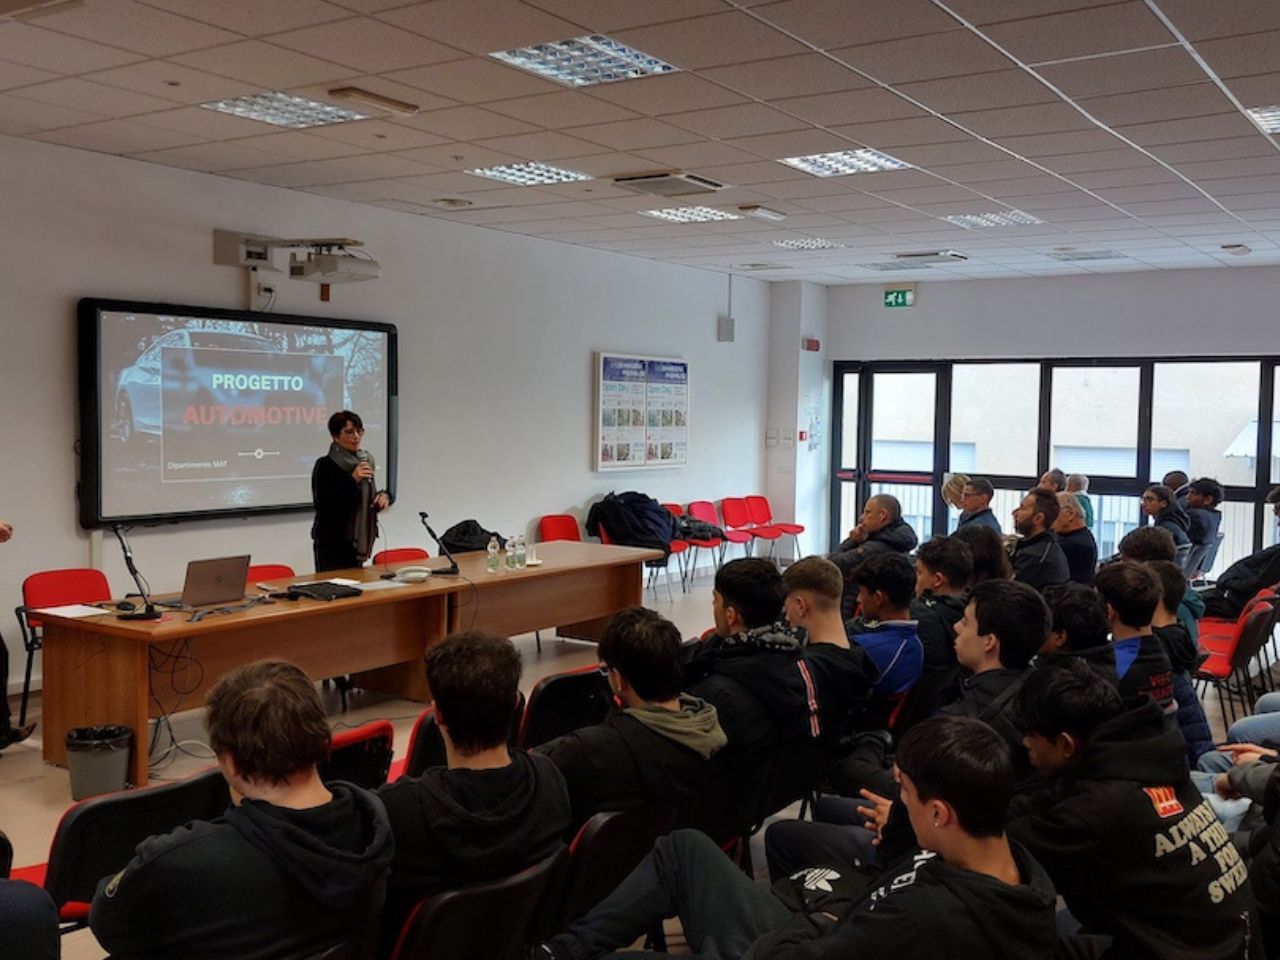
[1185,477,1224,576]
[844,553,924,700]
[1092,561,1175,713]
[1053,492,1098,585]
[910,536,972,690]
[1008,658,1256,960]
[956,477,1002,533]
[0,880,57,960]
[538,716,1059,960]
[951,522,1013,584]
[89,659,394,960]
[1118,526,1205,640]
[1141,483,1192,547]
[378,632,570,957]
[1147,559,1213,764]
[1039,583,1110,655]
[1009,487,1070,591]
[537,607,726,829]
[830,494,918,617]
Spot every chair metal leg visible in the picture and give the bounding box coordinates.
[664,564,674,603]
[19,645,36,728]
[535,630,542,653]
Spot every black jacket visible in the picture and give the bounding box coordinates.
[90,782,393,960]
[376,751,570,957]
[1051,637,1175,714]
[1250,763,1280,955]
[1011,531,1070,592]
[536,699,724,828]
[957,507,1002,534]
[744,844,1060,960]
[311,456,366,569]
[585,492,674,558]
[1007,700,1256,960]
[894,591,968,729]
[832,520,919,618]
[1057,527,1098,585]
[1188,505,1222,548]
[941,668,1037,788]
[1153,623,1214,763]
[1153,504,1192,547]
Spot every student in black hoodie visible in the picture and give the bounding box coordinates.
[537,607,726,829]
[1008,659,1256,960]
[1091,561,1175,713]
[1148,559,1214,764]
[89,660,394,960]
[830,494,919,618]
[903,535,972,723]
[1039,582,1110,655]
[535,715,1059,960]
[1186,477,1225,575]
[1141,483,1192,547]
[378,632,570,957]
[1010,487,1071,592]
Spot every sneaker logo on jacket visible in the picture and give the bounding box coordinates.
[793,866,842,893]
[1143,785,1184,819]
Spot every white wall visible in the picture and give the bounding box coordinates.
[826,267,1280,360]
[0,134,770,694]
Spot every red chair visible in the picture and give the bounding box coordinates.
[372,547,430,565]
[746,495,805,558]
[402,693,526,781]
[319,719,395,790]
[689,500,745,565]
[721,497,782,559]
[246,563,295,586]
[667,502,721,584]
[1195,602,1277,729]
[539,514,582,542]
[518,664,615,750]
[16,569,112,727]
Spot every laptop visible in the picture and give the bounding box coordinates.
[181,555,251,608]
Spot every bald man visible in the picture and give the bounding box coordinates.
[830,495,919,619]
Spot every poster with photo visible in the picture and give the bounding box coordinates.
[596,352,689,470]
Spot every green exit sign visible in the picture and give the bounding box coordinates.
[883,288,915,308]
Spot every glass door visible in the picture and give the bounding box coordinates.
[864,370,940,547]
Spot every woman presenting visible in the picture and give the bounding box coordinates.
[311,411,392,572]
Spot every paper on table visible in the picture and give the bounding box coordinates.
[33,603,109,618]
[354,579,412,591]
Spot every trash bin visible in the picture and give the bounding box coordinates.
[65,725,132,800]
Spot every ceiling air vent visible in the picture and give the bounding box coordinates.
[1047,250,1128,262]
[613,171,726,197]
[737,262,788,271]
[859,262,933,272]
[892,249,967,264]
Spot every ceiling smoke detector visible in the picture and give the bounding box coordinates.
[613,171,726,197]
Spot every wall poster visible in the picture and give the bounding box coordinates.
[596,352,689,470]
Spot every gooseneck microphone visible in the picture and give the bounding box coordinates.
[111,524,162,621]
[419,511,460,575]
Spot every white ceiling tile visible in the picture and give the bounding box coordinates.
[587,72,748,116]
[1121,197,1224,216]
[519,0,730,32]
[980,2,1174,65]
[1156,0,1280,41]
[0,91,106,130]
[890,139,1014,166]
[750,0,958,49]
[136,0,353,36]
[611,13,807,70]
[1176,156,1280,180]
[869,184,985,205]
[564,117,701,150]
[0,60,59,90]
[831,30,1014,84]
[5,77,181,117]
[386,57,560,103]
[84,61,262,104]
[227,130,371,160]
[1151,136,1278,164]
[1097,182,1204,203]
[474,130,607,160]
[330,0,430,12]
[376,0,583,55]
[34,0,240,56]
[930,157,1047,181]
[894,69,1060,114]
[132,140,299,171]
[769,88,927,126]
[699,54,870,102]
[1196,175,1280,197]
[306,181,402,201]
[1068,165,1182,189]
[33,118,205,153]
[1079,84,1235,127]
[391,142,520,170]
[632,140,764,168]
[289,75,458,114]
[544,151,654,177]
[172,41,355,88]
[726,128,859,160]
[1035,147,1155,172]
[0,21,144,72]
[662,103,808,140]
[829,116,971,150]
[1224,73,1280,111]
[995,129,1124,156]
[1195,30,1280,80]
[1035,46,1205,99]
[948,102,1095,139]
[1114,113,1262,146]
[269,17,466,72]
[304,118,452,150]
[130,105,281,138]
[695,159,804,184]
[485,91,639,128]
[993,174,1094,195]
[397,105,539,139]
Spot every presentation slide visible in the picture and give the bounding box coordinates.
[85,303,395,524]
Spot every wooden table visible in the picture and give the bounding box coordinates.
[37,541,659,786]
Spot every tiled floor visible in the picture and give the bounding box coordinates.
[3,568,714,960]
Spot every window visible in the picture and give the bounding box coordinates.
[871,440,974,472]
[1053,446,1188,477]
[1050,367,1139,476]
[840,371,859,468]
[952,363,1039,475]
[871,372,934,470]
[871,482,933,547]
[1153,361,1259,486]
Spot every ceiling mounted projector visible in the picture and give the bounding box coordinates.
[288,250,380,283]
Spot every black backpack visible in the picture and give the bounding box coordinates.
[439,519,504,554]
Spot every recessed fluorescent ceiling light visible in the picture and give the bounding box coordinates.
[200,91,368,128]
[1048,250,1127,262]
[491,35,677,88]
[943,210,1044,228]
[466,161,592,186]
[772,237,845,250]
[859,261,931,271]
[1246,105,1280,133]
[641,206,741,223]
[779,148,909,177]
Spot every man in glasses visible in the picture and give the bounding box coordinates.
[956,478,1002,534]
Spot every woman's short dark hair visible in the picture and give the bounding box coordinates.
[714,558,785,629]
[916,536,974,590]
[599,607,683,702]
[970,579,1050,669]
[1043,583,1109,651]
[952,524,1012,585]
[327,409,363,437]
[1014,657,1124,741]
[1094,560,1160,629]
[426,631,523,755]
[205,659,332,786]
[1118,526,1177,562]
[896,716,1012,838]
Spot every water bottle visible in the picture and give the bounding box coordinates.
[506,535,518,570]
[515,534,527,569]
[486,535,500,573]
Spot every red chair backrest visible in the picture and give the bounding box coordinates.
[518,665,614,749]
[539,514,582,542]
[319,720,395,790]
[372,547,430,564]
[597,524,614,545]
[246,563,295,585]
[662,503,684,517]
[687,500,719,526]
[720,497,752,529]
[22,569,112,630]
[745,495,774,526]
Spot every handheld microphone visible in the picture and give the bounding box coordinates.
[419,511,460,575]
